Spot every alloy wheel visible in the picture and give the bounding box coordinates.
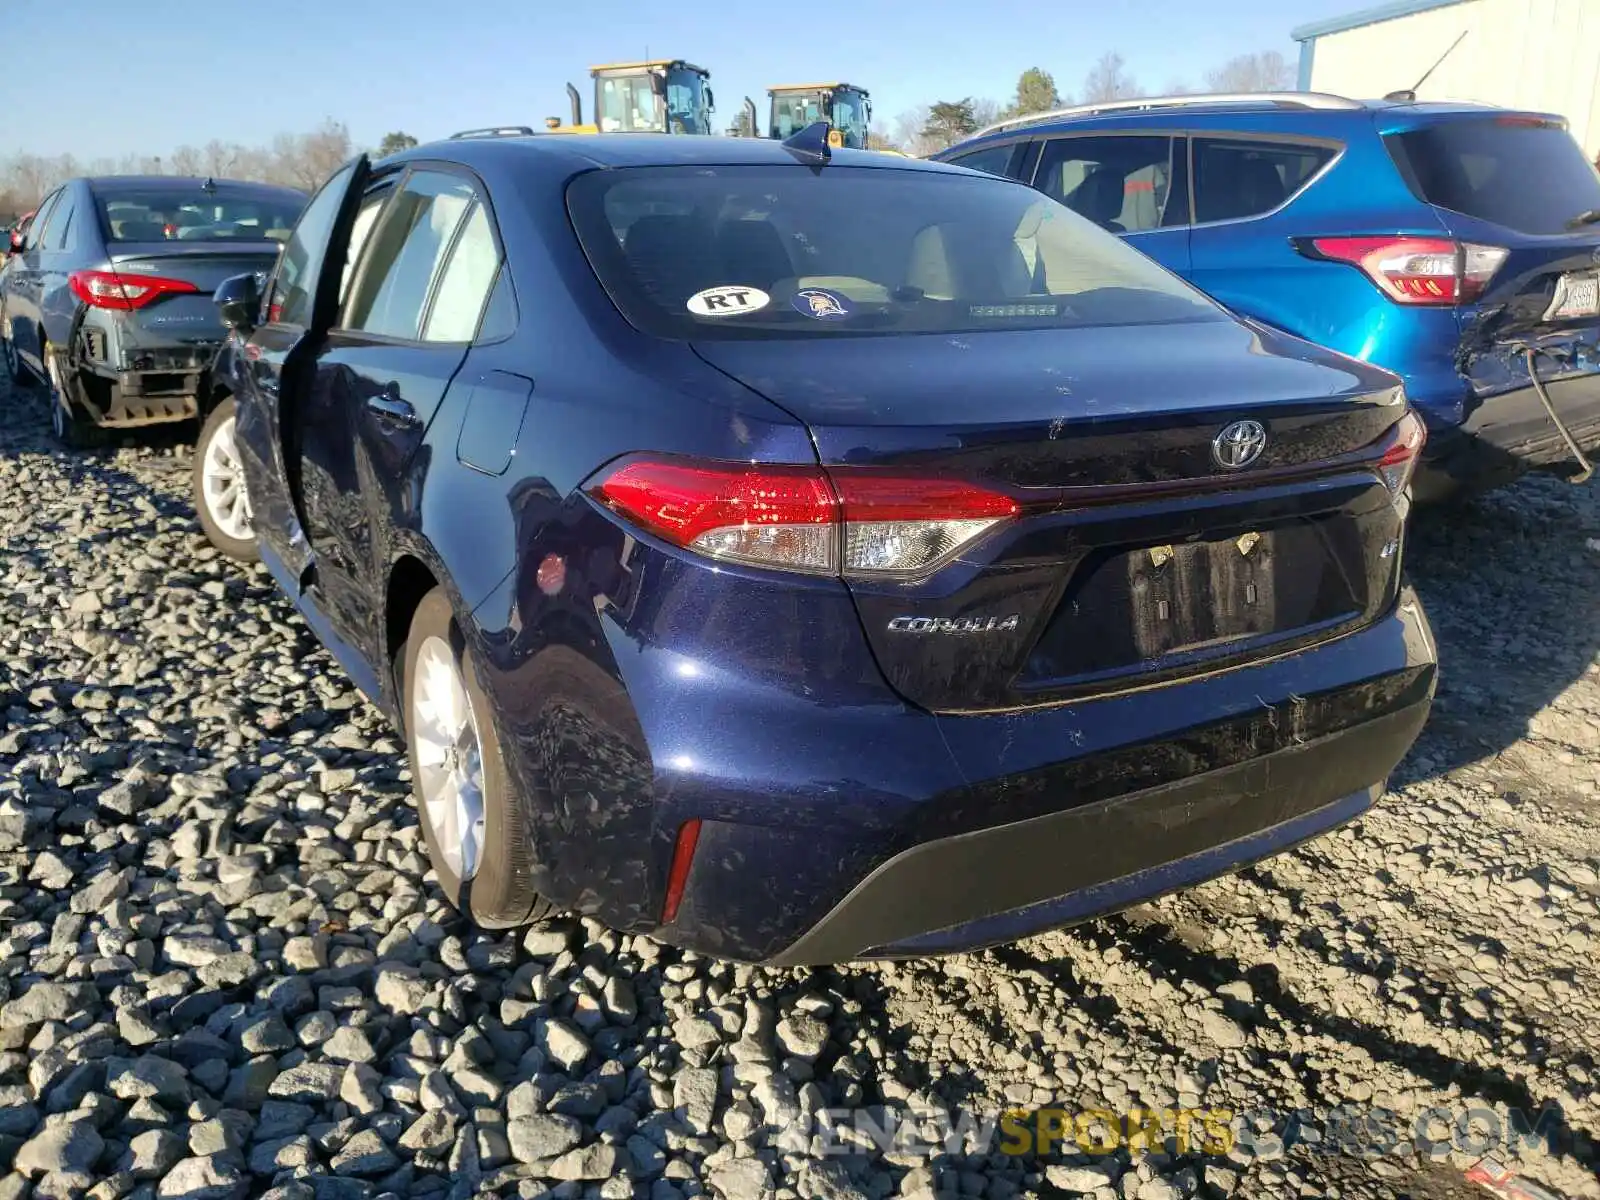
[411,635,487,880]
[200,414,253,542]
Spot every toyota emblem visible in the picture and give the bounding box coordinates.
[1212,419,1267,470]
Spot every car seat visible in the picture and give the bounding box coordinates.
[715,220,795,292]
[623,215,719,305]
[1066,167,1128,232]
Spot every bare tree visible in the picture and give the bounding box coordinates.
[203,140,240,177]
[1082,52,1142,104]
[869,120,901,152]
[169,145,203,176]
[274,119,352,190]
[9,155,52,208]
[3,120,358,200]
[1204,51,1296,93]
[893,106,934,156]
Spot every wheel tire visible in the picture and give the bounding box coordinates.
[402,586,553,928]
[1,317,22,385]
[44,345,108,449]
[192,397,260,562]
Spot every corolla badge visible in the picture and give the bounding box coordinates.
[1212,419,1268,470]
[888,614,1020,634]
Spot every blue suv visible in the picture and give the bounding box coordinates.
[936,93,1600,498]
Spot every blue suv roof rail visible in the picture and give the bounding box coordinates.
[969,91,1364,140]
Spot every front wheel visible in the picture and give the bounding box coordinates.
[192,397,259,561]
[402,586,553,927]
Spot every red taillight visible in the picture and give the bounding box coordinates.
[1375,410,1427,496]
[661,818,702,924]
[590,456,1020,578]
[68,269,199,311]
[1303,236,1507,305]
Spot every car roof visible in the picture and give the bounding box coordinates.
[944,93,1558,153]
[401,132,965,177]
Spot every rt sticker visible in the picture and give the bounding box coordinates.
[792,288,854,320]
[687,285,770,317]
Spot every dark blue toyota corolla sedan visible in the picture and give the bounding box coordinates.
[193,127,1437,964]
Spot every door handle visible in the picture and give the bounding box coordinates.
[366,393,419,423]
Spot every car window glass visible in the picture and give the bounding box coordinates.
[567,164,1222,340]
[1193,138,1334,224]
[29,192,62,249]
[1385,120,1600,235]
[476,266,518,342]
[95,186,303,244]
[269,161,359,327]
[421,201,501,342]
[1035,136,1178,233]
[343,171,475,340]
[41,195,74,251]
[340,184,394,306]
[946,145,1017,178]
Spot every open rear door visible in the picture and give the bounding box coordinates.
[232,153,371,594]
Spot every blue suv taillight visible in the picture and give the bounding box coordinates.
[1296,236,1509,305]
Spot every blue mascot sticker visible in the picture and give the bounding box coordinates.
[792,288,854,320]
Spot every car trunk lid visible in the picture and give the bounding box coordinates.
[100,242,281,346]
[692,321,1416,712]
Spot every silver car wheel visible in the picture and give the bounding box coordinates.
[411,634,486,880]
[200,414,254,542]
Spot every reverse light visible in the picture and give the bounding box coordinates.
[1302,237,1508,305]
[1374,410,1427,496]
[590,456,1020,578]
[69,269,200,311]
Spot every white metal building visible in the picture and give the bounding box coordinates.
[1292,0,1600,156]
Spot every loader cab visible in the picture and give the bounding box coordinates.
[593,60,714,135]
[767,83,871,149]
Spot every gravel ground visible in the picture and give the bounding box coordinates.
[2,368,1598,1200]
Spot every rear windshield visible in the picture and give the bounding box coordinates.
[566,164,1223,339]
[1386,119,1600,235]
[96,186,306,244]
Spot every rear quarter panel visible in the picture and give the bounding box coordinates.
[395,155,836,933]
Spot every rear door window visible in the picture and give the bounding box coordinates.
[1193,138,1334,224]
[1385,118,1600,235]
[40,193,74,251]
[342,170,476,340]
[1034,136,1186,232]
[420,202,502,342]
[28,191,63,251]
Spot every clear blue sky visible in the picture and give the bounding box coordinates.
[2,0,1364,160]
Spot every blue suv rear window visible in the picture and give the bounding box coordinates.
[1385,119,1600,235]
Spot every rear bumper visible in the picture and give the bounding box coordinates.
[767,700,1424,965]
[650,590,1435,964]
[1418,368,1600,493]
[76,347,215,428]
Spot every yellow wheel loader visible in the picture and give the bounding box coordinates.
[542,61,715,136]
[765,83,872,149]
